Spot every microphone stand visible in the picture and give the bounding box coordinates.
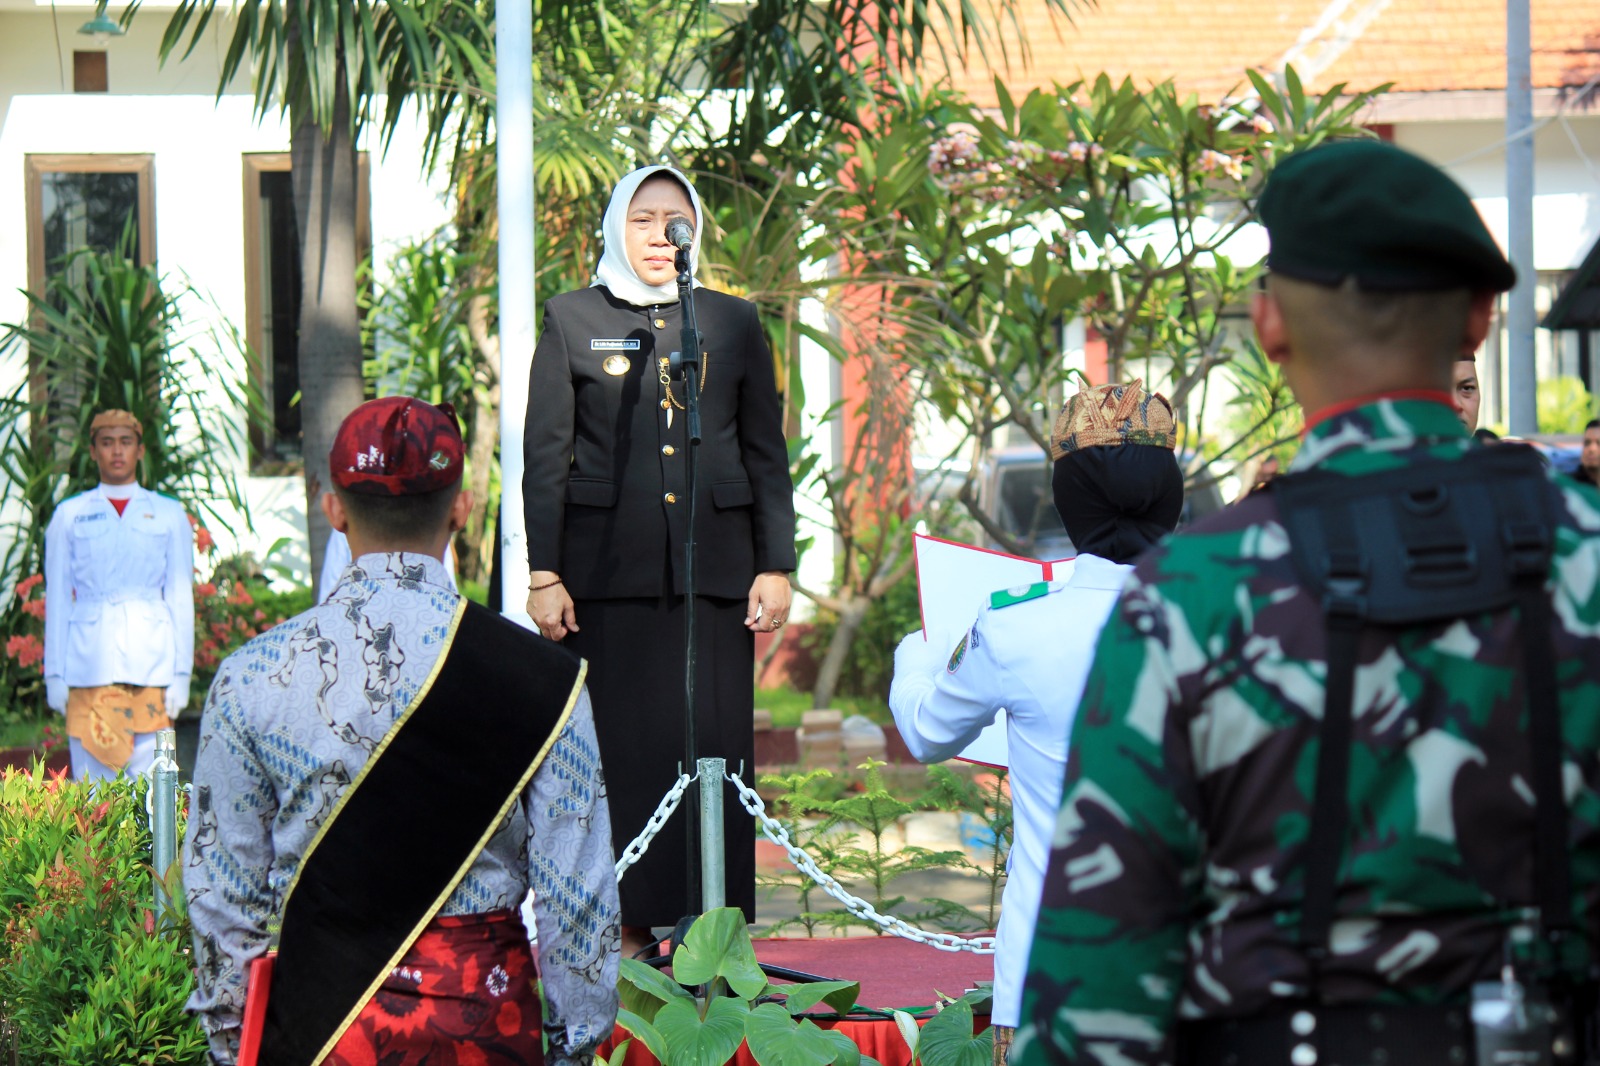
[670,243,704,921]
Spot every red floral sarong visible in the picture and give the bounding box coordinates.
[325,908,544,1066]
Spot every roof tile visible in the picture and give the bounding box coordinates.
[941,0,1600,102]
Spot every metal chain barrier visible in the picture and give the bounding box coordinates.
[726,770,996,954]
[614,770,696,882]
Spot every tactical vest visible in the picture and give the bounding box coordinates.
[1269,443,1572,978]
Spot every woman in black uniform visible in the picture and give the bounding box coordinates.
[523,165,796,953]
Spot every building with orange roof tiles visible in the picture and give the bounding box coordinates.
[936,0,1600,426]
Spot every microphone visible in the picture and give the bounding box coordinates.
[664,215,695,252]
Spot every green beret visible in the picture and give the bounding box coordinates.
[1259,139,1515,293]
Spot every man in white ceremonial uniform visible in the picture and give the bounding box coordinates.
[43,409,194,780]
[889,380,1185,1064]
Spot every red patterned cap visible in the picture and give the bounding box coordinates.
[329,397,464,496]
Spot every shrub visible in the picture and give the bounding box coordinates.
[802,566,921,706]
[190,575,310,715]
[1538,375,1597,436]
[1,576,47,736]
[0,762,205,1063]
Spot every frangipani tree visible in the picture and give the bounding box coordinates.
[888,70,1387,552]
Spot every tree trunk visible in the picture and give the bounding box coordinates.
[291,79,364,599]
[811,595,870,710]
[459,285,500,584]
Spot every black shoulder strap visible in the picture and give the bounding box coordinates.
[1271,445,1565,993]
[260,601,585,1066]
[1293,490,1364,978]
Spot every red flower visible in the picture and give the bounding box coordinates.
[253,609,266,622]
[227,584,254,607]
[195,526,215,556]
[5,634,43,668]
[21,599,45,619]
[195,582,218,599]
[210,622,232,641]
[15,574,43,599]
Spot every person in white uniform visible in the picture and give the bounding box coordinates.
[889,379,1184,1064]
[43,409,194,781]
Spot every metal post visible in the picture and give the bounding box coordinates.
[496,0,536,624]
[697,757,726,912]
[1505,0,1538,435]
[150,728,179,926]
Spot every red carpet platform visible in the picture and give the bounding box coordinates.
[600,935,994,1066]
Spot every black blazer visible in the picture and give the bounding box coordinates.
[523,285,798,600]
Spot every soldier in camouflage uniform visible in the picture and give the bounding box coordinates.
[1015,140,1600,1066]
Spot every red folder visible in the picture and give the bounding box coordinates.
[236,952,276,1066]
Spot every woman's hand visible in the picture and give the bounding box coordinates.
[527,571,579,642]
[746,572,792,633]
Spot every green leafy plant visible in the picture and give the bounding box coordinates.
[892,991,994,1066]
[1,573,47,734]
[758,761,984,938]
[0,761,205,1063]
[0,243,256,728]
[190,574,310,716]
[920,766,1013,929]
[802,565,922,705]
[1537,375,1596,435]
[615,906,878,1066]
[363,237,503,581]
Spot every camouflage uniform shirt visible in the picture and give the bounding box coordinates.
[1015,397,1600,1066]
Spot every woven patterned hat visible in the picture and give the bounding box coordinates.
[1049,379,1177,460]
[89,409,142,439]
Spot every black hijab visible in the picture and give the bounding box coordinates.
[1052,444,1184,564]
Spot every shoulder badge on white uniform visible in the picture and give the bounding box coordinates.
[989,582,1051,610]
[947,630,970,673]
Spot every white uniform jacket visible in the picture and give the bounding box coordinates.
[888,553,1133,1028]
[43,485,194,690]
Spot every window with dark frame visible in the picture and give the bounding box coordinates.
[23,154,157,420]
[242,153,371,474]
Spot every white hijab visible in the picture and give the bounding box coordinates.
[592,165,706,308]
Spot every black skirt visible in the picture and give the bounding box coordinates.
[566,594,756,927]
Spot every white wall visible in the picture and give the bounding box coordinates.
[1396,116,1600,274]
[0,9,453,583]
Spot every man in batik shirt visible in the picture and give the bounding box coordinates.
[186,397,619,1066]
[1016,141,1600,1066]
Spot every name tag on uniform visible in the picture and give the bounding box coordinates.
[591,339,641,351]
[76,512,107,524]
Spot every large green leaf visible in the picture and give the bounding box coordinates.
[781,980,861,1017]
[916,1000,992,1066]
[618,957,692,1023]
[671,906,768,1000]
[652,995,750,1066]
[615,1007,667,1063]
[744,1002,837,1066]
[821,1027,877,1066]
